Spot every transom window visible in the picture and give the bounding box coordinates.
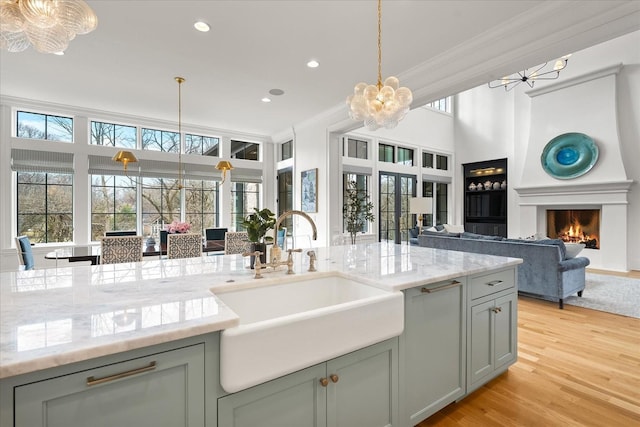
[142,128,180,153]
[231,140,259,161]
[379,143,394,163]
[281,140,293,161]
[17,172,73,243]
[17,111,73,142]
[186,134,219,156]
[91,121,137,148]
[426,97,452,114]
[397,147,414,166]
[345,138,368,159]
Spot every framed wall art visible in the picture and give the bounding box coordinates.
[301,168,317,213]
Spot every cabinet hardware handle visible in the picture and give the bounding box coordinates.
[486,280,503,287]
[421,280,461,294]
[491,307,502,314]
[330,374,339,383]
[319,377,329,387]
[86,361,157,387]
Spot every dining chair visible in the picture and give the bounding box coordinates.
[167,233,202,259]
[101,236,144,264]
[224,231,250,255]
[15,235,35,270]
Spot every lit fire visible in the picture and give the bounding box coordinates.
[559,219,598,247]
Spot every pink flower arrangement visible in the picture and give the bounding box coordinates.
[165,220,191,234]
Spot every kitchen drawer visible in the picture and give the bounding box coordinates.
[470,268,515,300]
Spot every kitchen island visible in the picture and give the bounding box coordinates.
[0,242,522,427]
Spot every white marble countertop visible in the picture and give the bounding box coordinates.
[0,242,521,379]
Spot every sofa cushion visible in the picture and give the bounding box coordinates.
[443,224,465,233]
[461,232,504,241]
[536,238,567,260]
[409,227,419,238]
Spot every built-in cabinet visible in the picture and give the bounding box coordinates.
[217,338,398,427]
[467,268,518,393]
[463,158,507,237]
[400,277,466,426]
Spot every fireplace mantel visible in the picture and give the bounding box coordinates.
[515,180,633,201]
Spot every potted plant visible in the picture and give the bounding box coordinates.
[343,180,375,244]
[241,207,276,267]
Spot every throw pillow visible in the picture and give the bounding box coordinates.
[409,227,419,238]
[443,224,465,233]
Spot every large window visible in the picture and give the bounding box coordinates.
[422,180,449,226]
[141,178,181,236]
[185,180,219,235]
[142,128,179,153]
[343,173,371,233]
[230,140,259,161]
[91,175,137,240]
[186,134,219,156]
[17,111,73,142]
[344,138,368,159]
[91,121,136,148]
[231,182,260,230]
[17,172,73,243]
[379,173,414,244]
[278,169,293,231]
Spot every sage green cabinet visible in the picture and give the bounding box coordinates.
[13,344,206,427]
[400,277,466,426]
[467,268,518,393]
[218,338,398,427]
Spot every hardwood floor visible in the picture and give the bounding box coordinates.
[417,293,640,427]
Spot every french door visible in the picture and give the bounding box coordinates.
[379,172,416,244]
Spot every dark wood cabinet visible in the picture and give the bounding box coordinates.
[463,159,507,237]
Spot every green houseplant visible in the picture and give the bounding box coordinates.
[241,208,276,266]
[343,180,375,245]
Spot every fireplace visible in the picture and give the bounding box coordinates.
[546,209,600,249]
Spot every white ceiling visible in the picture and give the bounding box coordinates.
[1,1,638,140]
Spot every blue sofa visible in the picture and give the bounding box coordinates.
[418,231,590,308]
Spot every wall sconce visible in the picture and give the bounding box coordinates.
[112,150,138,173]
[216,160,233,184]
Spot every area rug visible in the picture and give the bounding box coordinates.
[564,273,640,318]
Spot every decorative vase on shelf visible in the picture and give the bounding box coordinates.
[493,181,501,190]
[484,180,492,190]
[476,183,483,190]
[501,180,507,189]
[468,182,476,191]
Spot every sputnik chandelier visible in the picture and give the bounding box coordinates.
[488,55,571,91]
[0,0,97,54]
[346,0,412,130]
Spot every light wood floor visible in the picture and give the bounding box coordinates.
[418,274,640,427]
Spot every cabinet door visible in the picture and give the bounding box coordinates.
[326,339,397,427]
[218,363,326,427]
[494,293,517,370]
[469,299,494,385]
[15,344,205,427]
[402,279,465,425]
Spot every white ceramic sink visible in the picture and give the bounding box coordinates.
[215,273,404,393]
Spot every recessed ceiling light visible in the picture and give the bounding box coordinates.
[268,88,284,96]
[307,60,319,68]
[194,21,210,32]
[261,97,271,103]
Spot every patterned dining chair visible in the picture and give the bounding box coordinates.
[167,233,202,259]
[101,236,144,264]
[224,231,250,255]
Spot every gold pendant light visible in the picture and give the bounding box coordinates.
[175,76,185,190]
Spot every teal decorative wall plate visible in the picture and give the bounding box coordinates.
[541,132,598,179]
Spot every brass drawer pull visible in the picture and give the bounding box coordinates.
[319,377,329,387]
[491,307,503,314]
[86,361,157,387]
[421,280,461,294]
[330,374,339,383]
[486,280,503,287]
